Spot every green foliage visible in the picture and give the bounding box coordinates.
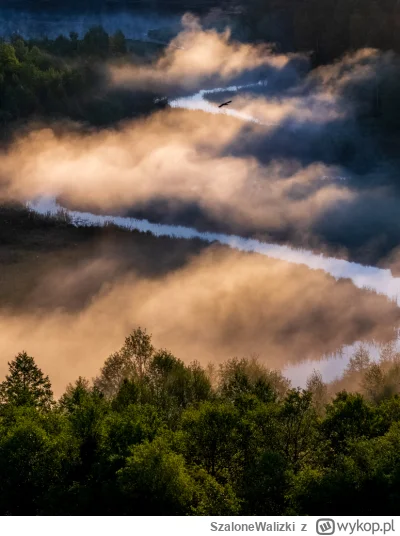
[117,436,195,515]
[94,327,154,396]
[0,408,79,515]
[240,450,288,515]
[190,467,241,515]
[182,401,240,479]
[0,29,165,131]
[147,351,212,415]
[81,26,110,58]
[110,30,127,55]
[306,369,329,416]
[2,330,400,514]
[321,392,376,456]
[101,404,164,459]
[0,42,19,70]
[0,352,54,410]
[279,389,319,471]
[218,356,289,403]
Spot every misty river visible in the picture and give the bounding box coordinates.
[5,9,398,386]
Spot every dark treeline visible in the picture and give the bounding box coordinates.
[238,0,400,64]
[3,0,400,65]
[0,0,225,13]
[0,28,166,131]
[4,0,400,64]
[2,327,400,515]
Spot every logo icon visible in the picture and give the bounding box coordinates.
[316,519,335,535]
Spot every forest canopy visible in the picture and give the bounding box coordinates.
[0,28,166,131]
[1,327,400,515]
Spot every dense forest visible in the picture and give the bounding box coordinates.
[4,0,400,64]
[2,18,400,142]
[1,327,400,515]
[0,28,166,132]
[237,0,400,64]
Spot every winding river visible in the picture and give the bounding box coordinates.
[23,70,400,386]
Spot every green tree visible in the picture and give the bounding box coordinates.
[110,30,127,55]
[306,369,328,416]
[181,401,239,479]
[147,351,211,415]
[101,404,163,461]
[241,450,288,515]
[218,356,289,403]
[0,352,54,410]
[0,409,79,515]
[82,26,110,58]
[279,389,318,471]
[94,327,154,396]
[190,467,241,515]
[117,436,195,515]
[0,43,19,71]
[321,391,376,457]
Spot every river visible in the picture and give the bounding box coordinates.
[3,13,397,385]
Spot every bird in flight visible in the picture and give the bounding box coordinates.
[218,100,232,108]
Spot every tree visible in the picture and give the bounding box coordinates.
[64,385,108,478]
[82,26,110,58]
[101,404,163,460]
[362,362,400,403]
[346,345,371,374]
[94,327,154,397]
[218,356,289,403]
[279,389,318,471]
[111,378,140,412]
[190,467,241,515]
[0,412,78,515]
[0,43,19,71]
[147,352,211,413]
[321,392,376,456]
[0,352,53,410]
[306,369,328,416]
[117,436,195,515]
[181,401,239,479]
[362,363,386,403]
[147,350,190,409]
[110,30,127,55]
[241,450,288,515]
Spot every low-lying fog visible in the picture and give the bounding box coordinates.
[2,12,400,393]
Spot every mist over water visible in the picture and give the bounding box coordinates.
[3,15,400,389]
[26,194,400,386]
[169,81,272,125]
[28,196,400,301]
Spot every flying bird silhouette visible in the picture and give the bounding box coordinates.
[218,100,232,108]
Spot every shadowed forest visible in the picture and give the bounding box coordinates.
[3,327,400,516]
[4,0,400,64]
[0,28,168,131]
[2,8,400,132]
[2,0,400,517]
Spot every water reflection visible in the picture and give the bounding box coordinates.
[169,81,272,125]
[28,196,400,301]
